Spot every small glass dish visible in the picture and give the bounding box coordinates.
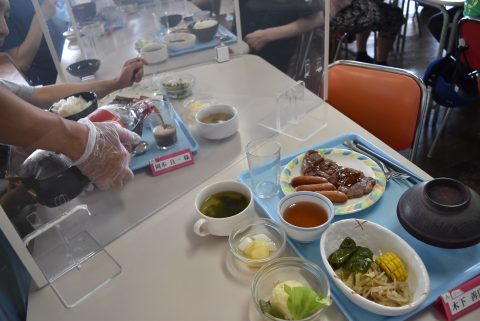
[157,73,195,99]
[228,218,286,268]
[251,257,331,321]
[183,95,215,123]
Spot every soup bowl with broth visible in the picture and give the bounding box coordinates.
[194,180,254,237]
[277,191,335,243]
[195,104,239,140]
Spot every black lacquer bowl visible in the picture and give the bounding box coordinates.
[66,59,100,79]
[397,177,480,248]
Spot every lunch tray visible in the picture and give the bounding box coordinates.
[155,24,237,57]
[238,132,480,321]
[130,109,198,171]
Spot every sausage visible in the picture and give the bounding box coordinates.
[290,176,328,187]
[295,183,336,192]
[317,191,348,203]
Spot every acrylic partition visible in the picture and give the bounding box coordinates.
[32,0,246,82]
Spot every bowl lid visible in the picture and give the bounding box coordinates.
[397,178,480,248]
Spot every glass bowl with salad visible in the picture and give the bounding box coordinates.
[229,218,286,269]
[157,73,195,99]
[319,219,430,316]
[251,257,331,321]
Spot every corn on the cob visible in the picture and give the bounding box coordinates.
[375,252,408,281]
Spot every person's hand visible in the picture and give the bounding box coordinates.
[73,119,141,190]
[40,0,58,20]
[115,57,147,89]
[244,29,272,52]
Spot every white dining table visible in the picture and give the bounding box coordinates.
[416,0,465,58]
[26,55,478,321]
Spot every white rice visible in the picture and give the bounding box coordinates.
[193,19,217,29]
[51,96,91,117]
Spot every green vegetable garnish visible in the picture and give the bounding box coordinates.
[284,285,331,320]
[328,237,357,269]
[259,284,331,320]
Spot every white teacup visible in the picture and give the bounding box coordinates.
[193,180,254,237]
[140,42,168,64]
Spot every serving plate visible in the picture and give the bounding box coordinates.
[280,148,386,214]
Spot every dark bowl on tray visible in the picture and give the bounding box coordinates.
[66,59,100,79]
[397,177,480,248]
[159,14,183,28]
[72,2,97,25]
[188,19,219,42]
[49,91,98,121]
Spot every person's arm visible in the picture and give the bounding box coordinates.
[5,0,57,72]
[29,57,146,108]
[0,85,87,161]
[244,11,324,51]
[1,85,141,190]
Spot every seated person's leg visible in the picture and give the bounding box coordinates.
[373,1,405,64]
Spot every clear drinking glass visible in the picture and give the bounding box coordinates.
[246,139,281,199]
[147,98,177,150]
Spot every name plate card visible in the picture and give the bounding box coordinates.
[149,149,194,176]
[437,275,480,321]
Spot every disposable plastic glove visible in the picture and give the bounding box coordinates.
[73,118,141,190]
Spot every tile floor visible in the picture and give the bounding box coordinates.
[327,5,480,194]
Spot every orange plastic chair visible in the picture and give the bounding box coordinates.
[327,60,428,161]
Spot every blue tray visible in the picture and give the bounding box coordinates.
[238,132,480,321]
[130,109,198,171]
[155,24,237,57]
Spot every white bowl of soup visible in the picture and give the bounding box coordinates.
[320,219,430,316]
[277,191,335,243]
[195,104,239,140]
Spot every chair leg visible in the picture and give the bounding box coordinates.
[427,107,452,158]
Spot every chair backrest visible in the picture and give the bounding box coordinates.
[327,60,427,160]
[458,17,480,70]
[0,53,30,86]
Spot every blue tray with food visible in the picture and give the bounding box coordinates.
[155,24,237,57]
[238,132,480,321]
[130,109,198,171]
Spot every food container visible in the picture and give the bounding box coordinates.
[228,218,286,268]
[188,19,219,42]
[277,191,335,243]
[320,219,430,316]
[162,32,196,51]
[158,73,195,99]
[252,257,331,321]
[49,91,98,121]
[195,104,238,140]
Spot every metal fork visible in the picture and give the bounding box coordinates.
[342,140,411,182]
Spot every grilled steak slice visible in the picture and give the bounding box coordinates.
[301,150,376,199]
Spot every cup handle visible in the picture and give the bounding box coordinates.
[193,218,210,237]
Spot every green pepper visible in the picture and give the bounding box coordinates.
[339,237,356,249]
[343,246,373,273]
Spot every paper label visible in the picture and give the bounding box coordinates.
[148,149,194,176]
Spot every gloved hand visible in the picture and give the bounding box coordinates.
[73,119,141,190]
